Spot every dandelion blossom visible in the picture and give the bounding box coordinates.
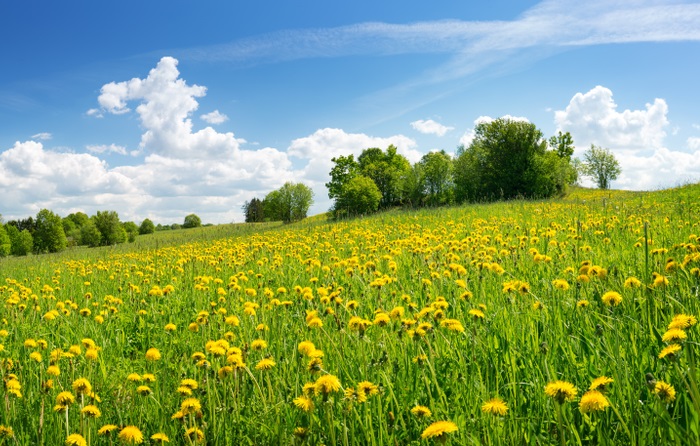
[589,376,614,392]
[662,329,687,343]
[145,348,161,361]
[56,391,75,406]
[255,358,276,371]
[150,433,169,443]
[65,434,87,446]
[314,374,342,395]
[411,405,432,418]
[653,381,676,403]
[184,427,205,443]
[293,395,314,412]
[180,398,202,415]
[118,426,144,444]
[72,378,92,395]
[601,291,622,307]
[659,344,682,360]
[668,314,697,330]
[481,398,508,416]
[80,405,101,418]
[579,390,610,413]
[97,424,118,436]
[421,420,458,440]
[545,380,578,404]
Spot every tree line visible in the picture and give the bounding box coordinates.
[326,118,620,217]
[243,182,314,224]
[0,211,205,258]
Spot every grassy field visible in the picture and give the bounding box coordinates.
[0,185,699,445]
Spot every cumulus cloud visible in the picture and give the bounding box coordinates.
[86,144,128,155]
[31,132,52,141]
[201,110,229,124]
[458,115,530,147]
[410,119,454,136]
[555,86,699,189]
[86,108,103,118]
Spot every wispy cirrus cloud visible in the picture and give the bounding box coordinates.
[174,0,700,88]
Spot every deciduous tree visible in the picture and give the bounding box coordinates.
[582,145,621,189]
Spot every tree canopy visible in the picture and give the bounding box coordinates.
[183,214,202,229]
[33,209,67,253]
[582,145,621,189]
[263,182,314,223]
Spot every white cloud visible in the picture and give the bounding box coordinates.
[200,110,229,125]
[688,137,700,150]
[86,144,128,155]
[86,108,103,118]
[31,132,52,140]
[410,119,453,136]
[459,115,530,147]
[555,85,668,151]
[555,86,700,190]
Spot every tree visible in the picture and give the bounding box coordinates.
[80,220,102,247]
[333,175,382,217]
[6,225,33,256]
[33,209,67,253]
[548,131,575,160]
[183,214,202,229]
[0,224,10,257]
[93,210,126,246]
[139,219,155,235]
[123,221,138,243]
[243,198,265,223]
[582,145,621,189]
[263,182,314,223]
[357,145,411,208]
[419,150,454,206]
[326,155,359,200]
[453,118,573,201]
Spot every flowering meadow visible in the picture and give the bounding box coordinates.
[1,185,699,445]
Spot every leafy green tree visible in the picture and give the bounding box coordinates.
[139,219,155,235]
[549,131,575,160]
[0,224,10,257]
[357,145,411,208]
[183,214,202,229]
[402,163,426,207]
[123,221,138,243]
[243,198,265,223]
[33,209,67,253]
[419,150,454,206]
[326,155,359,200]
[582,145,621,189]
[6,225,33,256]
[263,182,314,223]
[80,220,102,247]
[453,118,573,201]
[93,210,126,246]
[333,175,382,217]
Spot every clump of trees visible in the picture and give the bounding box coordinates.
[581,144,621,189]
[243,182,314,223]
[325,118,605,218]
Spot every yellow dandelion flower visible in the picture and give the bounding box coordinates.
[298,341,315,356]
[184,427,205,444]
[250,339,268,350]
[624,277,642,288]
[601,291,622,306]
[56,391,75,406]
[668,314,697,330]
[421,420,458,440]
[47,365,60,376]
[180,398,202,415]
[150,433,170,443]
[80,405,101,418]
[481,398,508,416]
[545,380,577,404]
[659,344,682,360]
[118,425,144,444]
[411,405,432,418]
[145,348,161,361]
[589,376,614,392]
[314,374,342,395]
[72,378,92,395]
[579,390,610,413]
[552,279,570,291]
[255,358,276,371]
[164,323,177,332]
[358,381,379,396]
[65,433,87,446]
[180,379,198,390]
[662,328,687,343]
[293,395,315,412]
[576,300,589,308]
[653,381,676,403]
[98,424,118,436]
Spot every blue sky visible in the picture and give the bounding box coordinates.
[1,0,699,224]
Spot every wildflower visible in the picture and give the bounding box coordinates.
[150,433,170,443]
[180,379,198,390]
[481,398,508,416]
[552,279,570,291]
[56,391,75,406]
[624,277,642,288]
[65,434,87,446]
[653,381,676,403]
[298,341,315,356]
[577,300,589,308]
[293,395,314,412]
[668,314,697,330]
[410,405,432,418]
[136,385,152,396]
[659,344,682,360]
[358,381,379,397]
[118,425,144,444]
[47,365,60,376]
[662,328,687,343]
[601,291,622,306]
[314,374,342,395]
[250,339,268,350]
[293,427,308,439]
[180,398,202,415]
[142,373,156,383]
[85,348,98,360]
[0,426,14,438]
[255,358,276,371]
[589,376,614,392]
[468,309,485,320]
[164,323,176,332]
[80,405,101,418]
[72,378,92,395]
[344,387,368,403]
[184,427,205,444]
[97,424,118,436]
[421,420,458,440]
[545,380,578,404]
[145,348,161,361]
[652,274,669,288]
[579,390,610,413]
